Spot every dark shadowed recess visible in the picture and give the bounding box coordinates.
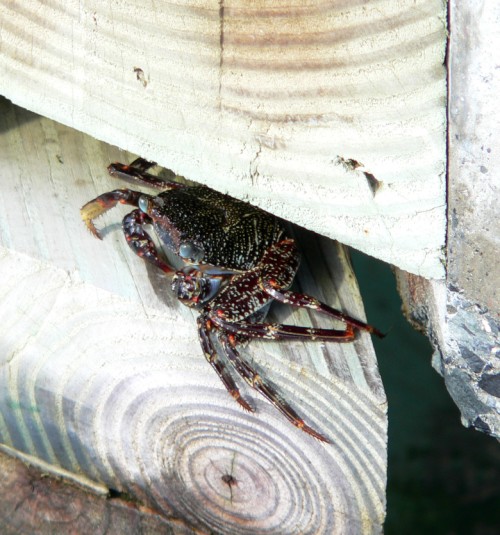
[351,250,500,535]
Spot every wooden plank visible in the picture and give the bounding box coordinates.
[0,98,386,533]
[0,0,447,278]
[394,1,500,441]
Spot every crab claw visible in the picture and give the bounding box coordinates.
[80,199,108,239]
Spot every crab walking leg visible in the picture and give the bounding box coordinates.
[126,157,157,172]
[81,189,144,239]
[262,283,384,338]
[108,159,186,191]
[122,210,174,274]
[219,334,330,443]
[212,316,356,342]
[257,238,383,337]
[197,316,254,412]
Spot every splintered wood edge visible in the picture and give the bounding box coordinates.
[0,99,386,533]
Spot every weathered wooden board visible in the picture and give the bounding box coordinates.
[0,99,386,533]
[0,0,447,278]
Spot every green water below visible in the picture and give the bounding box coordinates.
[351,251,499,535]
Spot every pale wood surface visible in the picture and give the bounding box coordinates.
[0,99,387,533]
[0,0,447,278]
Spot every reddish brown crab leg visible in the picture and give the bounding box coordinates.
[197,317,254,413]
[122,210,174,274]
[219,333,330,443]
[81,189,144,239]
[126,157,157,172]
[108,158,186,191]
[212,316,356,342]
[81,189,174,274]
[262,284,385,338]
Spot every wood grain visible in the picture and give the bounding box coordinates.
[0,98,386,533]
[0,0,447,278]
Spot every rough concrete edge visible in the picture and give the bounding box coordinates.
[395,271,500,442]
[436,289,500,440]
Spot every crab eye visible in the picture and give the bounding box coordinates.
[179,241,204,262]
[138,195,149,213]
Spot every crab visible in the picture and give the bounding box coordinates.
[81,158,382,443]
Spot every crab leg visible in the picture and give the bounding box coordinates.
[108,158,186,191]
[219,334,330,443]
[81,186,175,273]
[81,189,144,239]
[212,316,355,342]
[122,210,174,274]
[125,157,157,172]
[261,283,384,338]
[197,316,254,412]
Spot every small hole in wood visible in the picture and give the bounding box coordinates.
[221,474,237,487]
